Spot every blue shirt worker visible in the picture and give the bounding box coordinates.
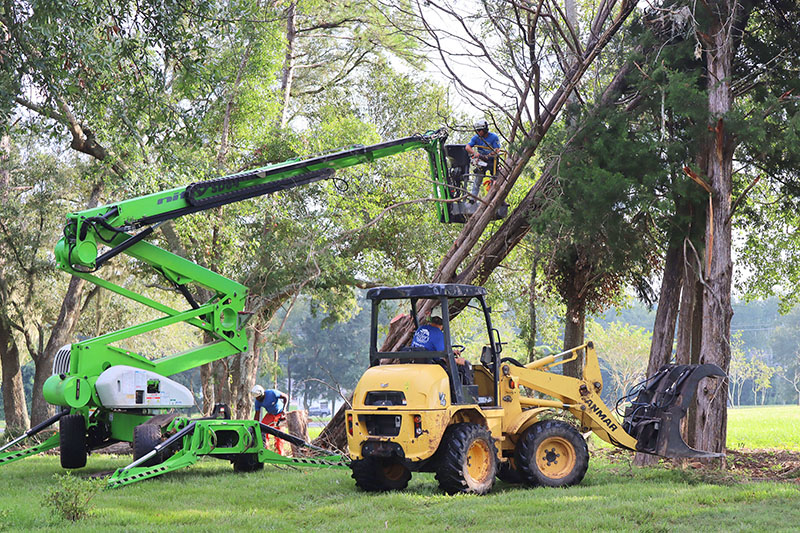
[251,385,288,455]
[465,119,501,199]
[410,316,472,384]
[411,315,446,351]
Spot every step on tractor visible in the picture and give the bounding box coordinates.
[345,284,725,494]
[0,129,501,486]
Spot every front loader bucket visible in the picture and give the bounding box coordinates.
[622,364,725,459]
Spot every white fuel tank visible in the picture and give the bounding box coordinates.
[95,365,193,409]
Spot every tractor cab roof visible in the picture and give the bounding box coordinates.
[366,284,487,301]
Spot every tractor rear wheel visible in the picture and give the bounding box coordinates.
[516,420,589,487]
[133,424,171,467]
[59,414,87,469]
[434,423,497,495]
[351,457,411,492]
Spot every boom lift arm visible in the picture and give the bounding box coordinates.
[0,129,469,470]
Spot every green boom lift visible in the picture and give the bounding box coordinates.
[0,129,497,486]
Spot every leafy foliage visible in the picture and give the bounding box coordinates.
[42,472,104,522]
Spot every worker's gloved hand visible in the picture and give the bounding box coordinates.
[479,154,489,161]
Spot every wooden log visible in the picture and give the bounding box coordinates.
[286,410,309,457]
[312,393,352,454]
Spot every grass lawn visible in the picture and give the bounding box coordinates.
[728,405,800,450]
[1,454,798,533]
[1,406,798,532]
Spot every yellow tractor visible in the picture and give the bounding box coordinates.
[345,284,724,494]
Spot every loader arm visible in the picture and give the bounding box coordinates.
[506,344,638,450]
[505,342,724,458]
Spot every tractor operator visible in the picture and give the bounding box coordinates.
[411,316,473,385]
[464,119,501,200]
[251,385,288,455]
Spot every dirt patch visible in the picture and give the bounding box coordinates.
[93,441,132,456]
[725,448,800,483]
[593,447,800,484]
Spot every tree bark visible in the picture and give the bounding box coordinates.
[693,1,748,459]
[279,1,297,128]
[286,409,309,457]
[562,285,586,379]
[0,317,29,432]
[650,242,685,374]
[527,256,538,363]
[231,325,262,419]
[311,393,352,454]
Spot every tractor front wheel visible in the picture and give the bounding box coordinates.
[516,420,589,487]
[59,414,87,469]
[351,457,411,492]
[434,423,497,495]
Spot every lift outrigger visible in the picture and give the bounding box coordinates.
[0,129,499,486]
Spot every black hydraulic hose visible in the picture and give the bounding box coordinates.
[0,408,69,453]
[120,421,197,471]
[258,423,335,455]
[94,226,155,269]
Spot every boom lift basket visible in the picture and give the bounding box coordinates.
[622,364,725,458]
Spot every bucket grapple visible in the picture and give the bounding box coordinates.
[622,364,726,458]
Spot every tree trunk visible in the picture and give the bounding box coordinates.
[527,257,538,363]
[212,358,232,410]
[693,2,746,459]
[279,1,297,128]
[675,257,699,366]
[649,241,685,373]
[311,393,352,454]
[634,239,684,467]
[286,409,309,457]
[0,318,29,432]
[230,324,262,419]
[200,361,215,415]
[562,290,585,379]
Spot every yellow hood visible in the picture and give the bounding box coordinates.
[352,364,450,409]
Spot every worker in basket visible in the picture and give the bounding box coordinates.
[464,119,501,201]
[251,384,289,455]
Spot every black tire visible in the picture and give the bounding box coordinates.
[59,414,87,469]
[516,420,589,488]
[233,453,264,472]
[133,424,170,467]
[497,458,522,484]
[350,457,411,492]
[434,423,497,495]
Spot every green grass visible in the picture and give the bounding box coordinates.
[1,454,798,532]
[1,407,799,532]
[727,405,800,450]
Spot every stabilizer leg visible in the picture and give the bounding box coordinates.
[107,421,199,488]
[623,364,725,459]
[0,409,69,467]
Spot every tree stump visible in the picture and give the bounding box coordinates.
[286,410,309,457]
